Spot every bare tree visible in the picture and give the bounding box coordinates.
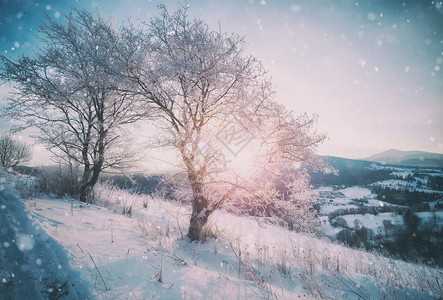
[0,10,143,202]
[121,4,329,241]
[0,134,32,168]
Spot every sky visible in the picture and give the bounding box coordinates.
[0,0,442,163]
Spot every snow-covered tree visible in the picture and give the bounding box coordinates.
[121,4,328,241]
[0,134,32,168]
[0,10,143,202]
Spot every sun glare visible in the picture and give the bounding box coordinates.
[225,142,262,177]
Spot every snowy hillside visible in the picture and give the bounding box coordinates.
[1,169,442,299]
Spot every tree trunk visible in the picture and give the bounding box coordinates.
[78,159,103,203]
[78,134,91,202]
[79,168,91,203]
[79,113,105,203]
[79,184,91,203]
[187,176,212,241]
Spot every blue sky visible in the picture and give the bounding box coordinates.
[1,0,442,160]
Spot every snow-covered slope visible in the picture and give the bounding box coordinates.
[20,191,309,299]
[1,169,442,299]
[0,169,93,299]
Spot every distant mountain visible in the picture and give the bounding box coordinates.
[365,149,443,168]
[323,156,376,170]
[308,156,390,186]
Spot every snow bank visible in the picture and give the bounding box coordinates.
[0,169,93,299]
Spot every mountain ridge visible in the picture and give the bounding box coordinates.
[364,149,443,168]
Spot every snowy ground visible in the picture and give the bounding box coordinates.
[338,187,372,199]
[372,179,443,194]
[0,170,92,299]
[24,197,283,299]
[391,168,414,178]
[317,186,395,215]
[317,182,442,241]
[340,213,404,232]
[1,169,443,299]
[416,211,443,227]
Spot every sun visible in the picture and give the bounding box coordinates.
[200,115,268,179]
[225,141,262,177]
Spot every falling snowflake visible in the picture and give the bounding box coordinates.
[367,12,376,21]
[16,234,35,251]
[290,4,301,13]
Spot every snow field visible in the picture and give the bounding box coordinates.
[318,186,396,215]
[2,168,442,299]
[25,181,442,299]
[24,184,309,299]
[338,187,372,199]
